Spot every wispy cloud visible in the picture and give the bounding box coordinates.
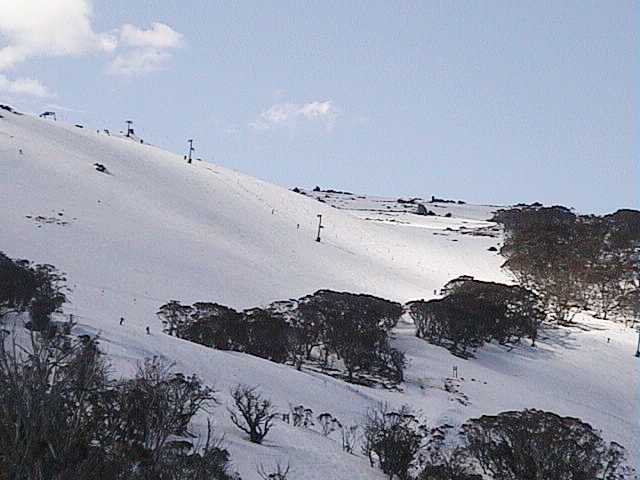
[250,100,341,131]
[0,75,51,97]
[108,22,184,76]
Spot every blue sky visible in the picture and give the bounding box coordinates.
[1,1,637,213]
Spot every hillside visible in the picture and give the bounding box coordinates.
[0,109,638,478]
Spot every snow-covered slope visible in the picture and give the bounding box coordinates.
[0,110,506,315]
[1,110,638,478]
[295,187,500,222]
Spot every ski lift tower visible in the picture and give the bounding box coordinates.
[187,139,195,164]
[316,214,323,242]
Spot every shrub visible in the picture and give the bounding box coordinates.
[418,411,634,480]
[228,384,276,444]
[362,404,425,480]
[114,358,217,466]
[317,412,341,436]
[257,461,290,480]
[290,404,314,428]
[341,424,359,454]
[418,425,478,480]
[461,409,634,480]
[0,251,66,330]
[0,326,237,480]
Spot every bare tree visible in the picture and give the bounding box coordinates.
[362,403,425,480]
[228,384,276,444]
[115,358,217,466]
[0,325,108,479]
[317,412,341,436]
[494,206,640,325]
[290,404,314,428]
[341,424,359,454]
[257,460,290,480]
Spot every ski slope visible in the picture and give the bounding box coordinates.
[0,109,638,478]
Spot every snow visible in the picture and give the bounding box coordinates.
[0,110,638,478]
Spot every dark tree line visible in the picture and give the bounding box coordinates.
[0,326,239,480]
[0,251,66,331]
[361,405,633,480]
[406,278,544,355]
[493,206,640,323]
[158,290,405,384]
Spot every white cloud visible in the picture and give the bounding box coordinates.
[0,1,184,83]
[108,22,184,76]
[251,100,340,131]
[0,0,116,71]
[120,22,183,49]
[0,74,51,97]
[108,49,171,76]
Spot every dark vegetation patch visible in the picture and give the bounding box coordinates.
[493,205,640,323]
[158,290,405,386]
[0,251,67,332]
[0,104,22,115]
[406,278,544,357]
